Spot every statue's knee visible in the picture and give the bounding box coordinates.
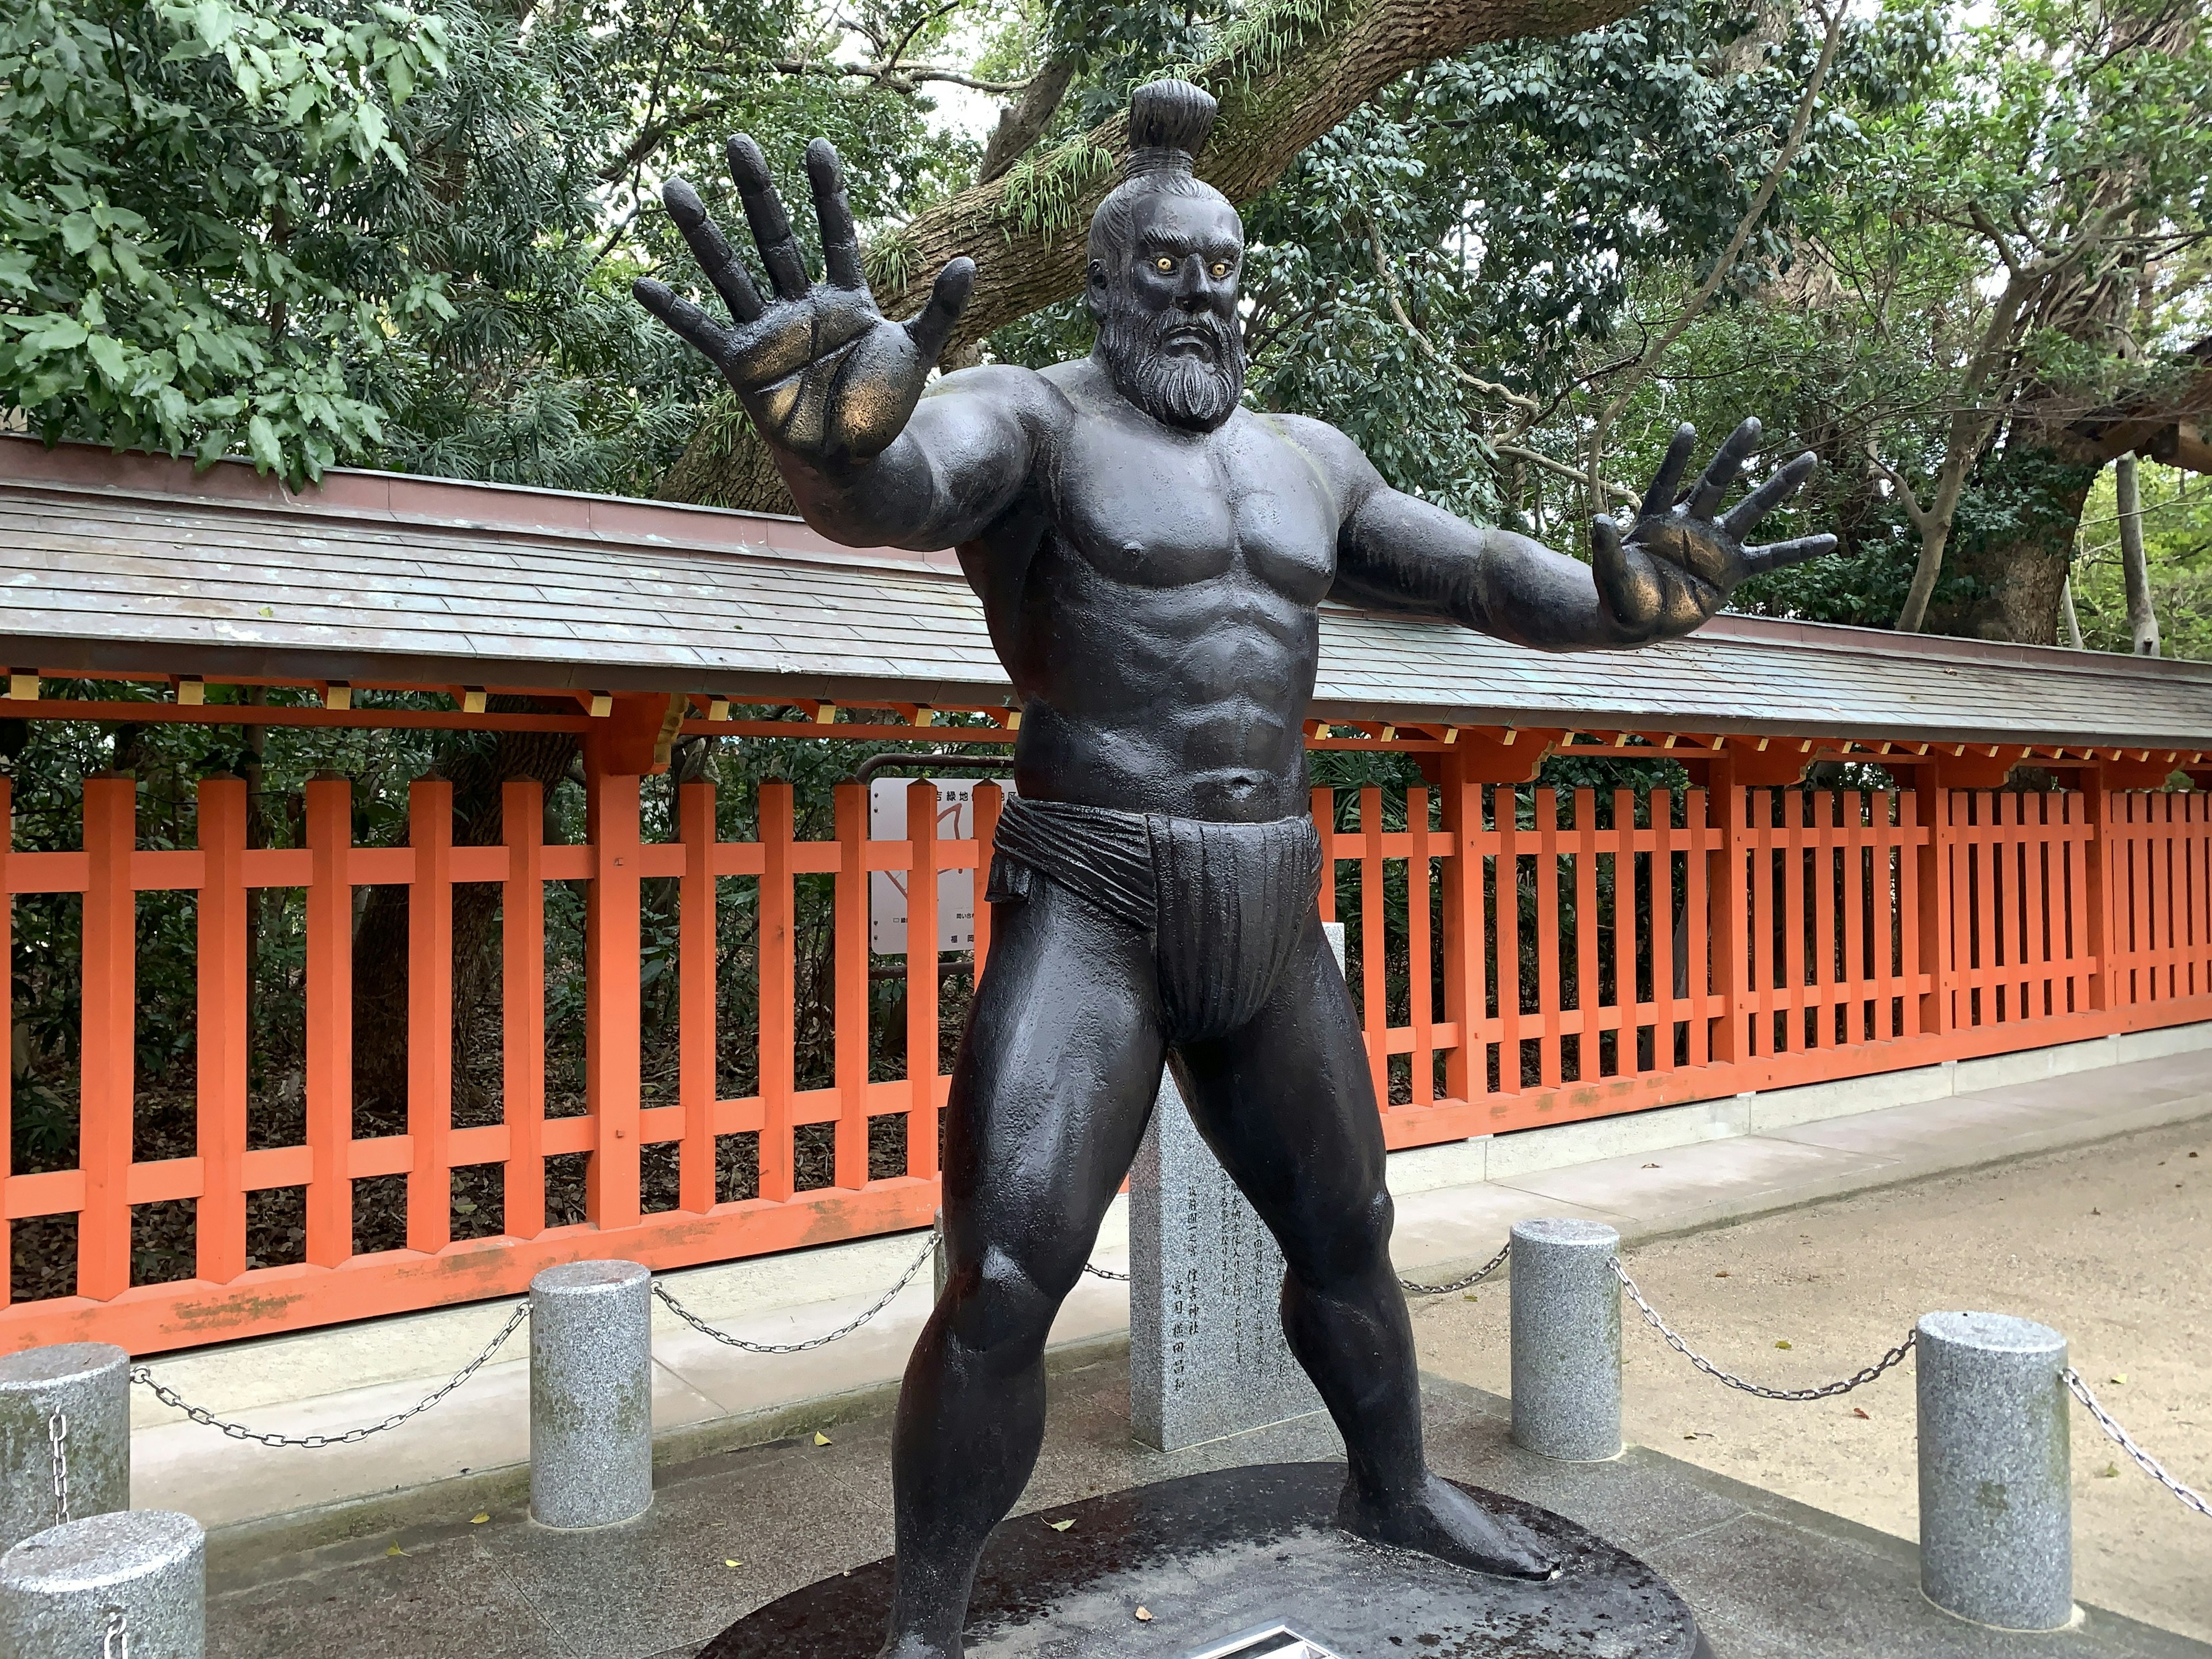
[1291,1188,1395,1289]
[943,1247,1058,1357]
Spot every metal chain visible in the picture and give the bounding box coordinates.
[103,1607,127,1659]
[655,1230,940,1355]
[1612,1258,1917,1400]
[2065,1368,2212,1518]
[130,1302,529,1449]
[48,1410,69,1527]
[1081,1263,1130,1282]
[1400,1239,1513,1297]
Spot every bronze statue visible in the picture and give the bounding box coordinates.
[637,78,1832,1659]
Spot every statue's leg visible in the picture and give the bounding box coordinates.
[1171,918,1556,1581]
[881,878,1167,1659]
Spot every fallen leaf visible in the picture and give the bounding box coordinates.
[2110,1375,2127,1386]
[725,1559,743,1568]
[1641,1162,1660,1169]
[1714,1270,1729,1278]
[1851,1408,1870,1420]
[470,1514,491,1525]
[815,1431,833,1446]
[1461,1293,1478,1302]
[1134,1607,1154,1623]
[1774,1339,1793,1350]
[386,1544,407,1558]
[1047,1519,1074,1532]
[1683,1433,1698,1441]
[2097,1463,2120,1478]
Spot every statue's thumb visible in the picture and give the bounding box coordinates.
[906,257,975,368]
[1590,514,1650,627]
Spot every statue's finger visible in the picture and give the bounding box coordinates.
[1722,451,1818,539]
[904,257,975,368]
[661,178,763,324]
[1641,423,1698,521]
[728,134,812,300]
[1742,533,1839,576]
[1687,416,1762,520]
[1592,513,1658,632]
[805,139,865,291]
[632,278,734,364]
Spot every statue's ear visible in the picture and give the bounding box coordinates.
[1084,258,1108,317]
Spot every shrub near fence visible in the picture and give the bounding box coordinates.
[5,709,2212,1357]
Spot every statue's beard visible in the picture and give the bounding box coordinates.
[1096,296,1247,431]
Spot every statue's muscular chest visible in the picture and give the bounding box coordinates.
[1048,411,1338,602]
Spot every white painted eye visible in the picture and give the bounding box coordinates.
[1155,255,1176,272]
[1210,261,1230,278]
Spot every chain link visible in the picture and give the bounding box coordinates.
[1612,1258,1917,1400]
[1400,1239,1513,1297]
[2065,1368,2212,1518]
[48,1410,69,1527]
[1081,1263,1130,1282]
[103,1607,127,1659]
[656,1230,940,1354]
[131,1302,529,1449]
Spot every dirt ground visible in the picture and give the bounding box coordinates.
[1410,1116,2212,1642]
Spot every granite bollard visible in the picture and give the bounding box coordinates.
[0,1343,131,1555]
[1916,1310,2073,1631]
[0,1509,204,1658]
[529,1260,654,1529]
[1509,1218,1623,1461]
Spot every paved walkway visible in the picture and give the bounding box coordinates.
[205,1354,2207,1659]
[141,1036,2212,1536]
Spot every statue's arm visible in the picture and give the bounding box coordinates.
[777,365,1065,552]
[1275,414,1832,650]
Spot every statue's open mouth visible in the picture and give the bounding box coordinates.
[1162,328,1219,360]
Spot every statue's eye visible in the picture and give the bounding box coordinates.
[1154,255,1176,273]
[1210,261,1230,278]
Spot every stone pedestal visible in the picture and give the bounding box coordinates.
[529,1260,654,1529]
[0,1343,131,1555]
[0,1510,204,1659]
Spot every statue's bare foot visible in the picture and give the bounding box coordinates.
[1338,1471,1559,1581]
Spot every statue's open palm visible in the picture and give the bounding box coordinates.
[1594,419,1837,638]
[634,136,974,469]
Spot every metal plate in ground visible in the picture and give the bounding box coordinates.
[700,1461,1714,1658]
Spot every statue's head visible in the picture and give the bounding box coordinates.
[1086,80,1247,432]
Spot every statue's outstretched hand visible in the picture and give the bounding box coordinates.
[634,136,973,470]
[1593,419,1837,639]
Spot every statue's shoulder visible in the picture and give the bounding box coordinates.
[926,362,1075,434]
[1252,410,1381,509]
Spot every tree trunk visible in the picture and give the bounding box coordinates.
[659,0,1650,511]
[2116,454,2160,656]
[350,704,581,1125]
[1925,446,2101,645]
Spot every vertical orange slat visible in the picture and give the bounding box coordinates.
[1573,790,1597,1081]
[79,777,135,1299]
[1406,786,1433,1106]
[1496,787,1522,1087]
[1749,791,1777,1056]
[304,775,354,1266]
[1842,793,1866,1041]
[502,781,546,1237]
[1439,760,1483,1103]
[407,779,453,1253]
[1650,789,1675,1071]
[1814,793,1838,1048]
[585,764,642,1228]
[1871,793,1895,1039]
[679,781,718,1214]
[903,779,938,1181]
[972,782,1002,980]
[1973,794,1998,1026]
[757,782,796,1203]
[1610,790,1635,1076]
[1534,789,1562,1088]
[0,777,10,1309]
[1910,784,1942,1034]
[2028,796,2052,1018]
[1310,788,1336,923]
[195,777,249,1282]
[834,783,869,1191]
[1359,786,1388,1109]
[1705,782,1744,1063]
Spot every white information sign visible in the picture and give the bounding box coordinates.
[868,777,1014,955]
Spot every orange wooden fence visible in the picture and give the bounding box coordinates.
[6,755,2212,1357]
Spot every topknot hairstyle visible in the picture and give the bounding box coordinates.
[1087,79,1234,296]
[1124,79,1218,179]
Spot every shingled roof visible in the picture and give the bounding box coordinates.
[4,435,2208,749]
